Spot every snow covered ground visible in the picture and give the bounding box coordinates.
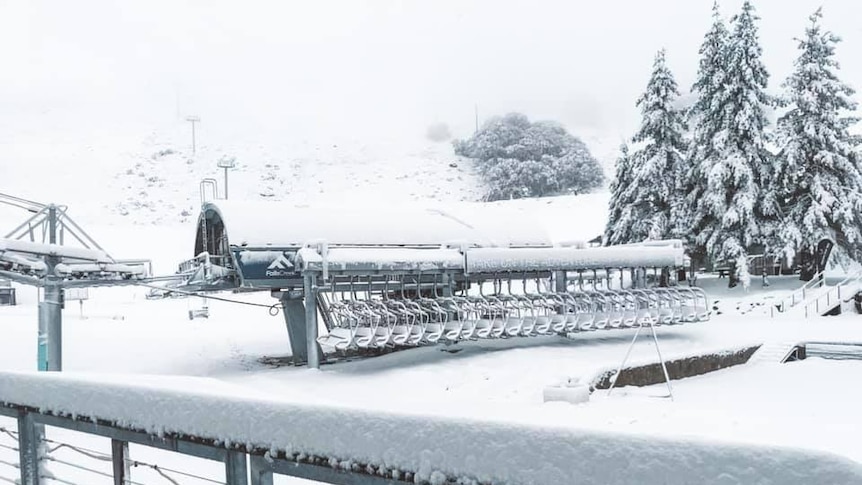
[2,244,862,483]
[2,197,862,483]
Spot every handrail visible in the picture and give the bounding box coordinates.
[1,371,854,485]
[199,178,220,204]
[803,271,862,318]
[774,271,826,313]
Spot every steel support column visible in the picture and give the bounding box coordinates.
[279,290,309,365]
[304,273,320,369]
[42,280,62,372]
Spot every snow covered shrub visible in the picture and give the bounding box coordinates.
[426,122,452,142]
[453,112,604,201]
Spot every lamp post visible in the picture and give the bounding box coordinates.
[217,156,236,199]
[186,116,200,154]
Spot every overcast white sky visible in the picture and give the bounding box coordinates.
[0,0,860,145]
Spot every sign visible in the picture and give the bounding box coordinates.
[62,288,89,318]
[234,250,300,288]
[64,288,89,301]
[815,238,834,273]
[217,156,236,169]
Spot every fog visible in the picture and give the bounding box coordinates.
[1,0,860,146]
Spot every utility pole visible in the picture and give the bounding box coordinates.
[474,104,479,134]
[186,116,200,155]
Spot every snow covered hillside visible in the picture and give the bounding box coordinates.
[107,125,491,225]
[3,0,862,227]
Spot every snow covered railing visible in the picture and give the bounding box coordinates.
[53,262,145,278]
[773,271,826,314]
[0,238,112,263]
[1,371,861,485]
[801,271,862,318]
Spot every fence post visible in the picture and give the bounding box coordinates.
[111,439,130,485]
[225,450,248,485]
[17,410,40,485]
[249,455,274,485]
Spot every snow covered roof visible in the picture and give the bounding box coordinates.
[201,200,554,249]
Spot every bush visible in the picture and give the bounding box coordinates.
[453,113,604,201]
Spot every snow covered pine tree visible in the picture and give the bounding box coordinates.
[622,49,687,244]
[774,8,862,277]
[604,143,634,245]
[686,1,728,268]
[689,0,776,289]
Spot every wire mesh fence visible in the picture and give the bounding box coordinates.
[0,420,229,485]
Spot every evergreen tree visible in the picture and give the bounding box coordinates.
[686,1,729,262]
[627,49,688,242]
[604,143,633,245]
[775,8,862,268]
[690,0,776,288]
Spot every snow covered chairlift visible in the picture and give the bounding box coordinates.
[185,201,709,368]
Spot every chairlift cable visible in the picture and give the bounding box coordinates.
[136,283,283,315]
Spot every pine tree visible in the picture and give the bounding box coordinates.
[775,8,862,268]
[686,1,729,263]
[604,143,633,245]
[690,0,776,288]
[626,49,688,242]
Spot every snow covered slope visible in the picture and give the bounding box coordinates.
[3,0,861,227]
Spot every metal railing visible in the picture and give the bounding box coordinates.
[0,405,401,485]
[803,272,862,318]
[772,271,826,316]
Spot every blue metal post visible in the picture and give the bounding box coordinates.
[17,410,40,485]
[225,450,248,485]
[249,455,274,485]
